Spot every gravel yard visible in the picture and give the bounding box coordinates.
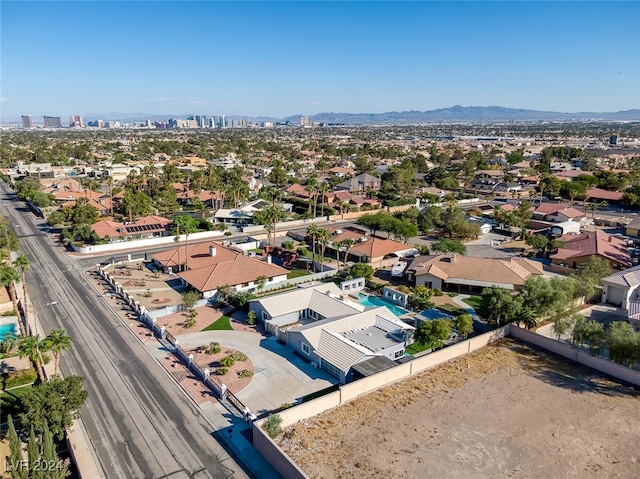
[279,339,640,479]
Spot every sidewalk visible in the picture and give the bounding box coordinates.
[17,276,105,479]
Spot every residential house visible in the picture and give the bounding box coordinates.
[585,188,624,203]
[287,309,414,383]
[601,265,640,309]
[248,283,362,334]
[92,215,171,242]
[474,170,504,181]
[407,254,543,293]
[285,183,311,199]
[532,203,586,223]
[249,283,415,383]
[625,217,640,237]
[494,182,522,194]
[468,179,498,191]
[549,230,631,270]
[341,234,414,264]
[335,173,381,194]
[153,241,289,298]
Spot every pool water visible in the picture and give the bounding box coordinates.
[419,309,455,321]
[357,294,409,317]
[0,323,16,340]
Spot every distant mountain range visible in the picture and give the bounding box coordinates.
[284,106,640,124]
[6,106,639,126]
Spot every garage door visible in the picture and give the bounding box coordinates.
[606,285,625,306]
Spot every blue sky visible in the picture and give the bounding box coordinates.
[1,1,639,120]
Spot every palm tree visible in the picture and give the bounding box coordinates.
[306,224,320,272]
[105,176,114,217]
[45,329,72,376]
[340,238,357,271]
[18,335,47,381]
[317,228,332,272]
[0,264,24,336]
[13,254,30,332]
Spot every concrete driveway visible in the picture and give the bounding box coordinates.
[170,330,336,414]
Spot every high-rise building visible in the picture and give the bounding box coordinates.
[69,115,84,128]
[300,116,311,127]
[43,116,62,128]
[21,115,33,129]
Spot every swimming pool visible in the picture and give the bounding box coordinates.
[357,293,410,317]
[419,309,455,321]
[0,323,16,340]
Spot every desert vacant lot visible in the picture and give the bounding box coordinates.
[279,340,640,479]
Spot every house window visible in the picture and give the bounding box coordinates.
[426,281,433,289]
[262,311,269,321]
[394,349,405,359]
[242,282,249,287]
[301,343,310,355]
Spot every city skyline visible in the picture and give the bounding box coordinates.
[1,1,639,120]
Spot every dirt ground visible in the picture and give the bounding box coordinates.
[279,339,640,479]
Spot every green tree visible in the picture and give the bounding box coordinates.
[551,313,577,340]
[607,321,640,366]
[68,197,100,225]
[350,263,374,281]
[27,427,39,476]
[455,313,474,339]
[13,254,30,333]
[525,234,549,255]
[255,275,268,292]
[19,375,89,440]
[574,256,612,301]
[414,318,452,349]
[45,329,72,376]
[431,238,467,255]
[572,316,606,355]
[316,228,332,272]
[41,423,70,478]
[306,224,320,272]
[181,290,200,311]
[409,285,435,311]
[18,335,48,381]
[478,286,519,326]
[6,414,27,479]
[418,206,443,234]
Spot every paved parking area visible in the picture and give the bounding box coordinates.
[150,330,336,415]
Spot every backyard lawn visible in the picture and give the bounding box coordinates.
[202,315,233,331]
[462,295,482,311]
[287,269,310,279]
[406,342,431,355]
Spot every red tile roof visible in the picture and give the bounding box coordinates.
[585,188,624,201]
[550,230,631,267]
[154,241,289,293]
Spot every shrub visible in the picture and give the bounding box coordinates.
[220,356,235,368]
[184,316,196,328]
[2,310,16,317]
[237,369,254,378]
[224,231,232,236]
[3,368,37,389]
[280,402,293,409]
[217,367,228,375]
[230,352,248,362]
[206,342,221,354]
[433,289,444,296]
[246,310,257,326]
[262,414,283,439]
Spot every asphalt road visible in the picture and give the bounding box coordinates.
[0,186,249,479]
